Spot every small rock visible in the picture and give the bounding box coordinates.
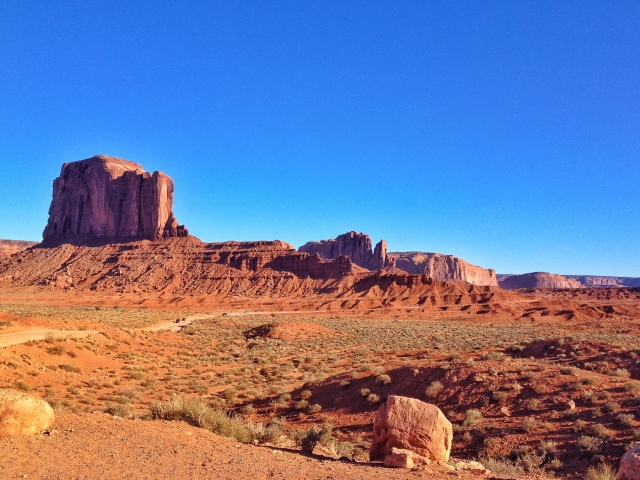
[566,400,576,410]
[384,448,415,469]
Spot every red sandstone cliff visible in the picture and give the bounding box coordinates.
[389,251,498,286]
[298,232,393,271]
[42,155,188,243]
[498,272,581,289]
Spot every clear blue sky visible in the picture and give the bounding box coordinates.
[1,1,639,276]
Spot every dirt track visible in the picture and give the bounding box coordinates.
[0,329,99,348]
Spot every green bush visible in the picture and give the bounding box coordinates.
[151,395,251,443]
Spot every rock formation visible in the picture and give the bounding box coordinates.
[370,395,452,466]
[389,251,498,286]
[498,272,581,289]
[0,389,55,436]
[617,442,640,480]
[0,240,38,261]
[564,275,640,288]
[298,231,393,271]
[42,155,188,243]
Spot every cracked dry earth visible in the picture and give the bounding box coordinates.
[0,413,477,480]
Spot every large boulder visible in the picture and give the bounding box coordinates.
[0,389,55,436]
[42,155,188,243]
[370,395,452,466]
[618,442,640,480]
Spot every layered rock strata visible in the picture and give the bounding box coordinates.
[389,251,498,286]
[498,272,581,289]
[42,155,188,243]
[298,231,392,271]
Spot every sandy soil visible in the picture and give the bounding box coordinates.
[0,412,486,480]
[0,329,99,348]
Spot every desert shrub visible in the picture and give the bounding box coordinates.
[625,381,640,394]
[484,352,504,361]
[66,350,78,358]
[479,456,521,476]
[612,368,631,378]
[298,424,333,453]
[245,419,283,444]
[425,381,443,397]
[46,345,66,356]
[308,403,322,413]
[617,413,635,427]
[367,393,380,404]
[151,396,250,443]
[463,409,483,427]
[522,417,538,433]
[13,381,31,392]
[578,435,602,454]
[376,374,391,385]
[360,388,370,397]
[295,400,309,410]
[58,364,81,373]
[633,428,640,440]
[590,424,611,440]
[585,463,616,480]
[300,389,312,399]
[527,399,541,411]
[493,391,508,403]
[573,420,587,432]
[104,404,131,418]
[602,402,620,414]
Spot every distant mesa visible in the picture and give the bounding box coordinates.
[564,275,640,288]
[299,232,498,286]
[498,272,581,290]
[389,251,498,287]
[299,231,393,271]
[42,155,188,244]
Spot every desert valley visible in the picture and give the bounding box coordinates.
[0,155,638,479]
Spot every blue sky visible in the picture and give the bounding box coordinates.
[1,1,639,276]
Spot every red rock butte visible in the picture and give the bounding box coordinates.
[42,155,188,244]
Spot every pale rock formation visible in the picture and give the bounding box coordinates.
[389,252,498,286]
[299,231,392,271]
[564,275,640,288]
[0,389,55,436]
[498,272,581,289]
[42,155,188,243]
[617,442,640,480]
[370,395,452,465]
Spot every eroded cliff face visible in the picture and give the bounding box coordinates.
[298,231,393,271]
[498,272,581,289]
[389,252,498,286]
[42,155,188,243]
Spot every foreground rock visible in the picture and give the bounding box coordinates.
[617,442,640,480]
[0,389,55,436]
[498,272,581,289]
[370,395,452,466]
[42,155,188,243]
[389,251,498,286]
[299,231,393,271]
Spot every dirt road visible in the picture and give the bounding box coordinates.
[0,328,99,348]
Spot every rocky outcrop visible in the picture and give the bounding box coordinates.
[298,232,392,271]
[0,240,38,261]
[389,252,498,286]
[0,389,55,436]
[564,275,640,288]
[42,155,188,243]
[498,272,581,289]
[370,395,452,465]
[617,442,640,480]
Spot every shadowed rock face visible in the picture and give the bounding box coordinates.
[42,155,188,243]
[299,231,392,271]
[389,252,498,287]
[498,272,581,289]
